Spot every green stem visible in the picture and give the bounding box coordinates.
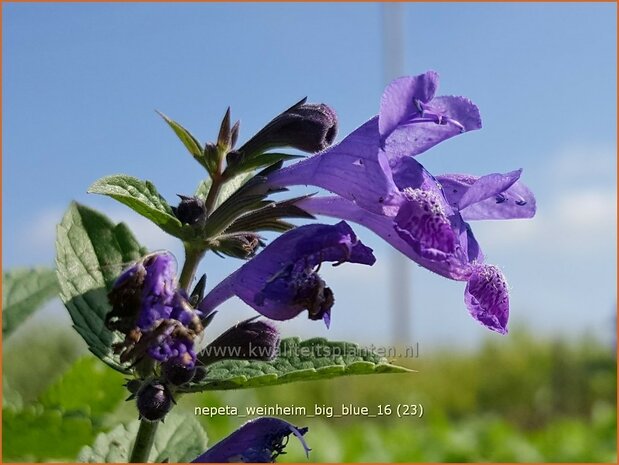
[178,245,206,291]
[129,419,159,463]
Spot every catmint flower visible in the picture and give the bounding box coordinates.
[267,71,482,215]
[192,417,310,463]
[136,382,173,422]
[436,171,536,220]
[237,98,338,157]
[199,317,280,366]
[262,71,536,334]
[200,222,375,327]
[297,157,515,334]
[107,252,204,367]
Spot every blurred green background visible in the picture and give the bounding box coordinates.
[3,313,616,462]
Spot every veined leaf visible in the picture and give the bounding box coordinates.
[226,195,315,233]
[55,202,147,373]
[88,175,185,238]
[229,152,304,176]
[2,268,59,337]
[180,337,413,392]
[157,111,203,159]
[78,411,208,463]
[195,177,213,201]
[213,172,253,210]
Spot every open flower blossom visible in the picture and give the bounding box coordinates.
[192,417,310,463]
[107,252,204,367]
[200,222,375,327]
[265,71,536,334]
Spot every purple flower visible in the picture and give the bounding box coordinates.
[192,417,310,463]
[267,71,481,215]
[436,171,536,220]
[107,252,204,367]
[200,222,375,327]
[297,158,515,334]
[263,71,536,334]
[136,253,178,329]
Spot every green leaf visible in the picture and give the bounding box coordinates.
[195,177,213,201]
[88,175,185,238]
[55,202,147,373]
[233,152,304,174]
[3,405,94,461]
[204,173,280,238]
[78,411,208,462]
[2,268,59,337]
[39,357,126,418]
[226,195,315,233]
[181,337,413,392]
[157,111,203,159]
[214,172,253,210]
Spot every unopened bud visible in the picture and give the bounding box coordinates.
[136,382,173,422]
[200,317,280,366]
[173,195,206,225]
[239,98,337,157]
[212,232,264,259]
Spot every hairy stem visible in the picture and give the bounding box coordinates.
[178,245,206,291]
[129,419,159,463]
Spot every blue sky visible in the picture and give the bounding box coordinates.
[3,3,616,349]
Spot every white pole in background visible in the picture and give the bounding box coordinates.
[382,3,412,345]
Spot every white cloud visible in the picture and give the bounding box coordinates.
[552,144,616,184]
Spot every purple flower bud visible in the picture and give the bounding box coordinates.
[239,98,338,157]
[200,317,280,365]
[173,195,206,225]
[162,360,197,386]
[136,382,173,422]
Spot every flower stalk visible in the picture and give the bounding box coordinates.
[129,419,159,463]
[178,244,206,291]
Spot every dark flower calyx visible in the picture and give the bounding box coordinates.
[124,379,143,395]
[136,382,173,422]
[173,195,206,225]
[106,262,147,333]
[162,360,197,386]
[211,232,265,259]
[191,365,208,383]
[189,274,207,307]
[238,98,338,157]
[199,317,280,366]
